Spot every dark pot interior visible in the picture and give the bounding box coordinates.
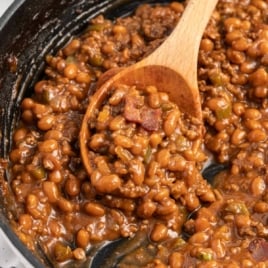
[0,0,171,267]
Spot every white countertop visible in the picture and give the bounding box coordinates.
[0,0,14,17]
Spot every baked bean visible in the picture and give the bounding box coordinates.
[249,68,268,87]
[253,201,268,213]
[64,63,78,79]
[137,199,157,218]
[129,159,145,185]
[145,162,159,181]
[251,176,266,196]
[152,259,167,268]
[131,136,148,155]
[95,156,111,175]
[32,103,51,118]
[37,114,55,131]
[156,149,170,168]
[259,41,268,56]
[26,194,38,209]
[145,85,157,94]
[244,119,262,130]
[232,37,250,51]
[224,17,241,32]
[235,214,251,228]
[149,133,162,148]
[231,128,246,145]
[57,197,73,213]
[253,86,268,98]
[247,129,267,142]
[211,239,225,259]
[44,130,62,141]
[109,115,126,131]
[49,220,62,237]
[93,174,121,193]
[170,181,187,199]
[63,39,81,56]
[9,148,27,163]
[185,193,200,211]
[148,92,161,108]
[156,197,177,215]
[227,49,245,64]
[195,217,210,232]
[164,109,180,136]
[76,229,90,249]
[114,134,133,148]
[206,97,229,112]
[225,30,243,44]
[38,139,58,153]
[232,102,245,116]
[168,252,184,268]
[241,259,254,268]
[109,88,127,106]
[43,181,60,203]
[76,72,91,84]
[13,128,28,143]
[154,187,170,202]
[150,223,168,242]
[19,214,33,230]
[188,231,209,244]
[170,2,184,13]
[102,41,116,55]
[244,108,261,120]
[240,60,257,74]
[89,133,107,151]
[251,0,267,10]
[21,109,34,123]
[159,92,169,102]
[48,170,63,183]
[168,155,187,171]
[73,248,86,261]
[200,38,214,52]
[21,97,35,109]
[200,189,216,203]
[112,25,127,35]
[84,202,105,216]
[65,176,80,196]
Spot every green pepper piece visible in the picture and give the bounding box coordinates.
[225,201,249,215]
[215,104,232,120]
[209,70,226,87]
[89,55,104,67]
[198,251,213,261]
[30,166,46,180]
[175,135,190,151]
[87,23,106,32]
[66,56,76,64]
[144,145,152,164]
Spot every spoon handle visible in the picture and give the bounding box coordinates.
[146,0,219,87]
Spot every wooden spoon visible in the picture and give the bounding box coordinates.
[80,0,218,175]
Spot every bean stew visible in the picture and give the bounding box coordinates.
[1,0,268,267]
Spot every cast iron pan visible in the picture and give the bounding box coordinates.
[0,1,224,267]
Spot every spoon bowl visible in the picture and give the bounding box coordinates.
[80,0,218,175]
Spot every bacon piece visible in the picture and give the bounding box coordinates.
[249,238,268,261]
[124,94,142,123]
[141,107,161,131]
[124,94,162,131]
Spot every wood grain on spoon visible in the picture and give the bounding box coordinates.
[80,0,219,175]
